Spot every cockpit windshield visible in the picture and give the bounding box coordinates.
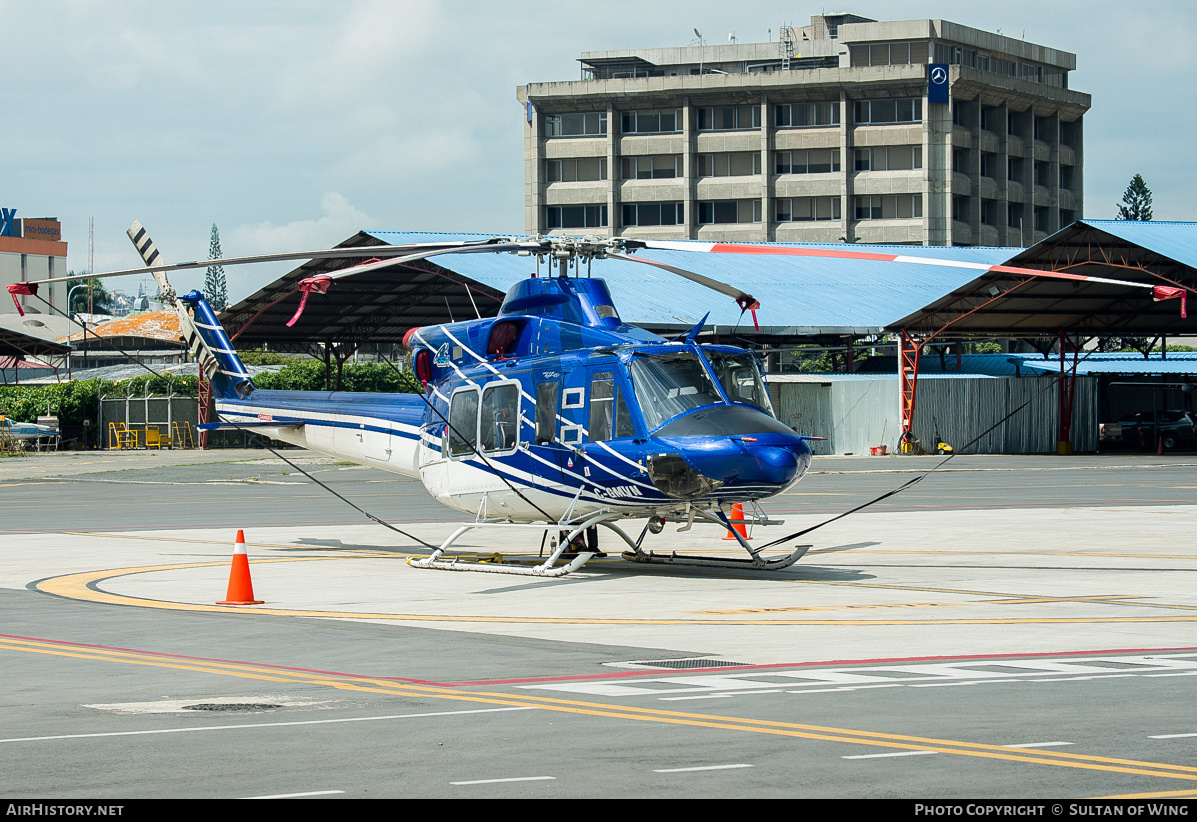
[703,351,775,417]
[627,352,723,430]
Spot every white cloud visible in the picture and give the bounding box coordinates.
[228,192,373,255]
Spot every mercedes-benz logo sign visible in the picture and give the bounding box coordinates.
[931,66,948,84]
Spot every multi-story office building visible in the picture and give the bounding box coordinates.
[517,13,1089,247]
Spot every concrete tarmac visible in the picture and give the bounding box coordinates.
[2,448,1196,799]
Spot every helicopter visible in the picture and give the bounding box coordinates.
[9,222,1185,578]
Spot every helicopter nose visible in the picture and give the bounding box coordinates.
[741,444,802,487]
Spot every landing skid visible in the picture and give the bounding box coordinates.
[407,503,811,577]
[407,511,640,577]
[620,543,811,570]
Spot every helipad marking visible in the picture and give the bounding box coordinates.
[30,561,1197,626]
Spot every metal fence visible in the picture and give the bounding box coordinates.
[770,374,1098,455]
[99,384,197,449]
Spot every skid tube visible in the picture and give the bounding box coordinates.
[407,511,641,577]
[621,507,811,571]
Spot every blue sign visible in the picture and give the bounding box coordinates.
[928,63,950,104]
[0,208,16,237]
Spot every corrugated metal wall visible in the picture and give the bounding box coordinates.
[771,375,1097,454]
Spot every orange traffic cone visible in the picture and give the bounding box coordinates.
[217,530,263,605]
[722,503,752,541]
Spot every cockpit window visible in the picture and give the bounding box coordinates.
[704,351,775,417]
[627,352,723,430]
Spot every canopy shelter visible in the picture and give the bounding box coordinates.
[883,220,1197,450]
[0,323,73,384]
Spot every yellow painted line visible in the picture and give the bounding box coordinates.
[2,636,1196,785]
[1100,788,1197,799]
[30,562,1197,627]
[694,596,1154,615]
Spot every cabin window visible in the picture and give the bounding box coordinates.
[615,390,636,438]
[480,383,520,453]
[589,373,615,441]
[448,388,479,458]
[535,382,558,445]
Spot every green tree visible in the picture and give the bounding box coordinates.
[65,271,114,315]
[204,224,227,311]
[1116,174,1153,221]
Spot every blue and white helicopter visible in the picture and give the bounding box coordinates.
[121,223,815,577]
[13,221,1177,577]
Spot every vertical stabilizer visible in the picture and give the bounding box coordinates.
[126,221,253,399]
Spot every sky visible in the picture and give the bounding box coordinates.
[3,0,1194,302]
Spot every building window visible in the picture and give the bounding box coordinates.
[980,199,998,226]
[951,148,968,174]
[620,109,681,134]
[546,157,607,182]
[1007,157,1024,182]
[776,148,840,174]
[547,205,608,229]
[774,102,839,128]
[775,197,841,222]
[1060,121,1080,147]
[621,155,681,180]
[980,153,999,180]
[698,152,761,177]
[1060,165,1076,191]
[853,146,922,171]
[698,200,761,224]
[853,194,922,220]
[849,41,929,66]
[622,202,684,227]
[952,195,970,222]
[853,99,922,125]
[696,105,761,131]
[1007,203,1025,231]
[545,112,607,137]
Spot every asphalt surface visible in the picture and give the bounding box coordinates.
[1,448,1195,801]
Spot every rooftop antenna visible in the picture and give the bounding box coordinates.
[728,31,736,44]
[693,28,704,74]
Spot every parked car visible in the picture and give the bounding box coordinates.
[1115,410,1197,450]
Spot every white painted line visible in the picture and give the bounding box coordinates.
[246,790,346,799]
[1150,732,1197,739]
[1005,741,1074,748]
[843,750,938,760]
[0,706,536,744]
[654,764,754,773]
[1144,671,1197,678]
[660,689,783,701]
[450,776,556,786]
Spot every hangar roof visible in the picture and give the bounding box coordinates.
[891,221,1197,338]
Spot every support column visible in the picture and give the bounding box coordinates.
[899,330,922,452]
[1057,330,1078,455]
[198,372,212,450]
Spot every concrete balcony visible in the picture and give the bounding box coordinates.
[619,134,685,155]
[544,137,607,159]
[696,132,761,153]
[544,182,608,205]
[951,172,972,195]
[774,175,841,197]
[618,179,686,202]
[697,177,764,199]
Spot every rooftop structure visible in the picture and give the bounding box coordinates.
[517,13,1090,247]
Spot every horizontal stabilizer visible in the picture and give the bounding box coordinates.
[198,419,305,431]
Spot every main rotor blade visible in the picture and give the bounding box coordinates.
[322,240,549,281]
[637,240,1178,294]
[607,252,758,311]
[20,236,524,286]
